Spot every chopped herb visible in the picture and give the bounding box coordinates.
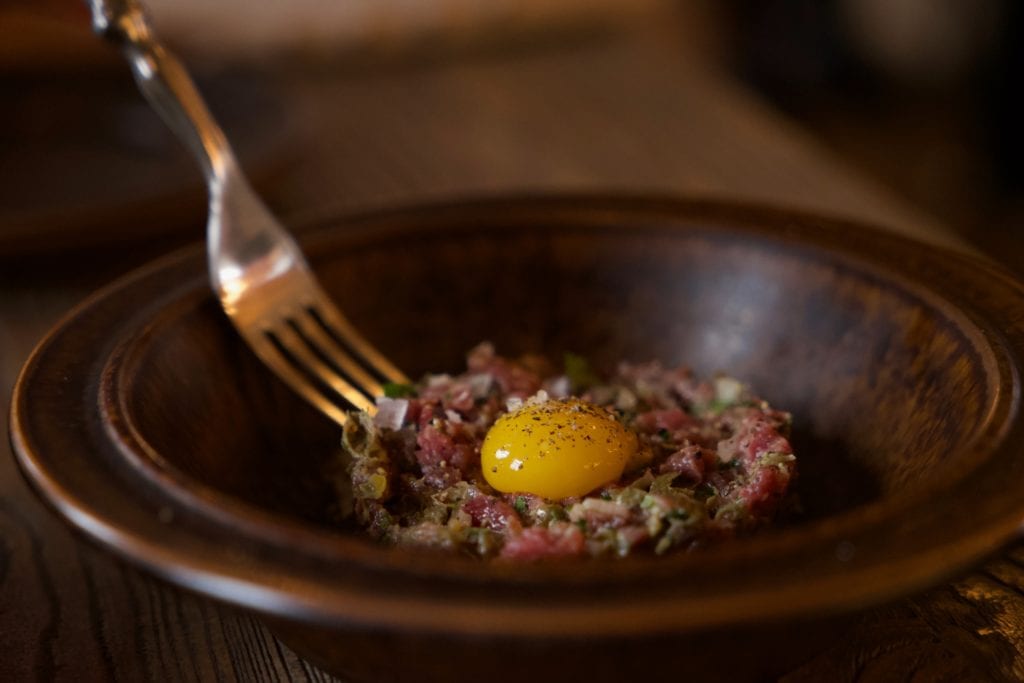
[654,536,673,555]
[564,352,600,391]
[694,483,716,500]
[758,451,797,469]
[628,470,655,490]
[714,500,748,522]
[464,527,498,555]
[615,487,646,508]
[383,382,416,398]
[704,397,757,414]
[704,398,730,414]
[338,345,798,559]
[650,472,680,494]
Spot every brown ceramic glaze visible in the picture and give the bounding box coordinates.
[11,195,1024,682]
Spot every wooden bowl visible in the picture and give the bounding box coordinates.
[11,195,1024,682]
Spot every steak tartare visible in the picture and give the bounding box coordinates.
[333,343,796,560]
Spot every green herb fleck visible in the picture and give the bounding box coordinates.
[658,428,671,440]
[704,398,731,414]
[564,352,600,391]
[383,382,417,398]
[513,496,528,515]
[650,472,680,494]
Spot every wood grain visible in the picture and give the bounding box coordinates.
[2,23,1020,683]
[0,275,338,683]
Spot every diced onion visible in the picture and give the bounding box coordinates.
[467,373,493,398]
[714,376,743,404]
[615,387,638,410]
[545,375,571,399]
[373,398,408,430]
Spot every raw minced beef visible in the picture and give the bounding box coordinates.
[332,342,797,560]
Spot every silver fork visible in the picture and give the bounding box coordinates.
[89,0,408,425]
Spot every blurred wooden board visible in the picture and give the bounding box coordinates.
[0,72,295,255]
[273,29,960,252]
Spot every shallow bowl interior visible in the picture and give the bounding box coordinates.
[14,196,1024,682]
[123,199,998,528]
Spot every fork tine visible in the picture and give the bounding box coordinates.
[243,331,355,425]
[293,310,386,399]
[270,323,378,414]
[310,294,410,385]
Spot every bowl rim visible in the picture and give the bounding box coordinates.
[10,193,1024,638]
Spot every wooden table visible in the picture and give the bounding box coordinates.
[2,27,1019,682]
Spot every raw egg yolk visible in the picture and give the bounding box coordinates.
[481,398,638,499]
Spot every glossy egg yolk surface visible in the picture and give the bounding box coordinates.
[481,398,638,499]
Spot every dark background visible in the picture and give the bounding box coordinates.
[715,0,1023,270]
[2,0,1022,265]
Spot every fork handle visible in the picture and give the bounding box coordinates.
[87,0,236,183]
